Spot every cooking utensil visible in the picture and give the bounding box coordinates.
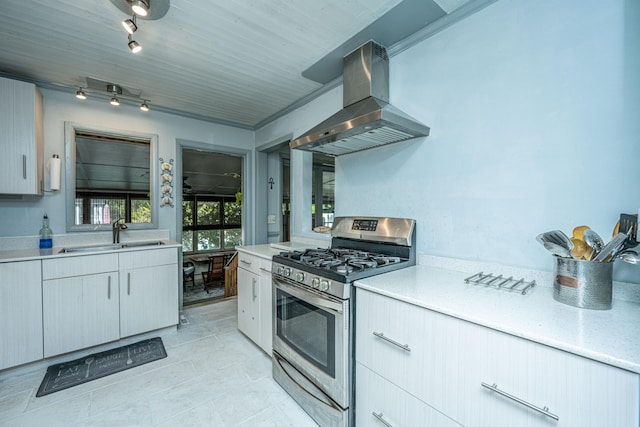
[536,230,573,252]
[617,250,639,265]
[583,229,605,260]
[593,232,628,262]
[570,238,589,260]
[619,213,639,249]
[543,241,572,258]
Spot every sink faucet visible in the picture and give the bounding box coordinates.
[112,219,128,244]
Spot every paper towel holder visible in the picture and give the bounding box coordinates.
[45,154,62,193]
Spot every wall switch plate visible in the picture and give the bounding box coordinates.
[267,214,276,224]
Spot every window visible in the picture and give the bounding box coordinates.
[312,154,335,228]
[182,195,241,253]
[75,193,151,225]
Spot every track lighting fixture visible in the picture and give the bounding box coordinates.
[73,81,150,112]
[128,34,142,53]
[130,0,149,17]
[122,16,137,34]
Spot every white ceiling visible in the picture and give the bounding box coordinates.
[0,0,482,129]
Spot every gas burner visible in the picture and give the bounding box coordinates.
[334,264,354,275]
[371,256,401,266]
[348,259,378,269]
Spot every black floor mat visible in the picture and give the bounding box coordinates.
[36,337,167,397]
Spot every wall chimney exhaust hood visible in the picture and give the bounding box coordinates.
[290,41,430,156]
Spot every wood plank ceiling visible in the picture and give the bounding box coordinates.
[0,0,481,129]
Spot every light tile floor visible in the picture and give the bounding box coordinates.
[0,298,317,426]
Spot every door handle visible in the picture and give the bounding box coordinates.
[127,272,131,295]
[22,155,27,179]
[481,382,559,421]
[108,275,111,299]
[252,278,257,300]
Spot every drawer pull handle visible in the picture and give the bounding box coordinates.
[373,331,411,352]
[481,382,559,421]
[241,259,252,265]
[108,276,111,299]
[259,267,271,272]
[252,278,257,300]
[22,155,27,179]
[372,411,393,427]
[127,272,131,295]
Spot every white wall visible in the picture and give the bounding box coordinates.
[0,88,254,241]
[259,0,640,282]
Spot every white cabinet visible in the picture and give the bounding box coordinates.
[355,288,640,427]
[0,260,43,370]
[237,250,273,354]
[237,266,260,344]
[466,325,640,427]
[0,76,43,195]
[119,248,179,338]
[356,362,461,427]
[42,254,120,357]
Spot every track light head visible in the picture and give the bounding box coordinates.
[75,88,87,100]
[130,0,149,16]
[140,101,150,111]
[128,37,142,53]
[122,16,137,34]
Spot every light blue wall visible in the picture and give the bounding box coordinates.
[337,0,640,280]
[0,88,254,242]
[257,0,640,281]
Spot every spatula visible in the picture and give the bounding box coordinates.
[619,213,639,249]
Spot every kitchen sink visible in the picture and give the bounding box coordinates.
[121,240,165,248]
[58,244,122,253]
[58,241,165,253]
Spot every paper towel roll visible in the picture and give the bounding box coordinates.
[48,155,61,191]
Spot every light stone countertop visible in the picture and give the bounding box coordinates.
[355,263,640,375]
[0,240,181,263]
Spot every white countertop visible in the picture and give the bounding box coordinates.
[355,264,640,374]
[0,240,181,263]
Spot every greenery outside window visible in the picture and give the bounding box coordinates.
[75,193,151,224]
[182,195,241,253]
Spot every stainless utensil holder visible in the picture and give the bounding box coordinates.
[553,257,612,310]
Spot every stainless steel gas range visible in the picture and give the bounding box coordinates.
[271,217,416,426]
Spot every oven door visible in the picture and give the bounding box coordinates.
[272,274,350,408]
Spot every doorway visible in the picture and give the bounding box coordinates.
[181,147,243,306]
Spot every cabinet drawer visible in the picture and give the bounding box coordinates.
[464,327,640,426]
[43,253,118,279]
[356,288,467,423]
[118,247,177,270]
[237,251,261,275]
[356,362,460,427]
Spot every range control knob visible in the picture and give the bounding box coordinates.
[284,268,292,277]
[296,272,305,282]
[320,280,330,292]
[277,266,284,275]
[311,278,320,289]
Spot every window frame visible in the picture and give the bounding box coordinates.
[182,194,241,254]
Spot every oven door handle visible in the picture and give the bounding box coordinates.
[274,278,344,315]
[273,351,344,412]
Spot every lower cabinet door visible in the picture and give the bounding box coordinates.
[464,326,640,427]
[119,263,179,338]
[0,260,43,369]
[43,272,120,357]
[237,267,260,344]
[356,362,461,427]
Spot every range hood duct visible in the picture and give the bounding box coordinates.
[290,41,430,156]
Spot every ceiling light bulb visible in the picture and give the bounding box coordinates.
[122,17,137,34]
[75,88,86,100]
[110,96,120,106]
[130,0,149,16]
[140,101,149,111]
[128,39,142,53]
